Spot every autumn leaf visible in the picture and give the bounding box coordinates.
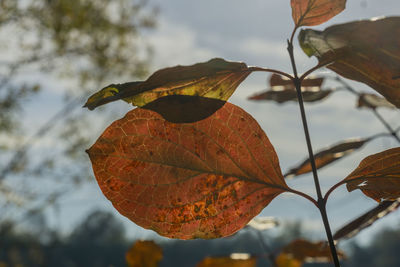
[248,88,332,104]
[275,253,302,267]
[290,0,346,27]
[284,138,369,178]
[249,74,332,104]
[84,58,252,112]
[343,147,400,202]
[125,240,163,267]
[357,93,396,110]
[276,239,345,266]
[87,102,288,239]
[299,17,400,108]
[197,255,256,267]
[269,73,323,88]
[333,200,400,241]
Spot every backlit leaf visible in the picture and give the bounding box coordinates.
[84,58,252,112]
[333,200,400,241]
[269,73,324,88]
[87,102,288,239]
[248,88,332,104]
[357,93,396,110]
[125,240,162,267]
[197,255,256,267]
[299,17,400,108]
[284,138,369,178]
[290,0,346,27]
[344,147,400,202]
[277,239,345,264]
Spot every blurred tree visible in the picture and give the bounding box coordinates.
[0,0,156,227]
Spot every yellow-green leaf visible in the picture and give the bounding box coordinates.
[84,58,252,110]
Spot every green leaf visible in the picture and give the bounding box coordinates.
[84,58,252,111]
[299,17,400,108]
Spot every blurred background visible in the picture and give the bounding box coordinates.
[0,0,399,266]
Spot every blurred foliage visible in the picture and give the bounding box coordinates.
[1,210,400,267]
[0,0,156,225]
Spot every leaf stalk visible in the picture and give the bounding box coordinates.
[287,34,341,267]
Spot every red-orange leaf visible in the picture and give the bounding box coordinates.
[333,200,400,241]
[125,240,163,267]
[284,138,369,178]
[87,102,287,239]
[344,147,400,202]
[197,255,256,267]
[290,0,346,27]
[299,17,400,108]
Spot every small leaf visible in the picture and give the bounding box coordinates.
[275,253,302,267]
[87,102,288,239]
[84,58,252,111]
[290,0,346,27]
[248,88,332,104]
[357,93,396,110]
[344,147,400,202]
[269,74,324,88]
[333,200,400,241]
[246,216,279,231]
[197,255,256,267]
[299,17,400,108]
[277,239,345,264]
[125,240,163,267]
[284,138,369,178]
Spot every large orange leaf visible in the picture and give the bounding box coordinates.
[290,0,346,27]
[87,102,287,239]
[84,58,252,111]
[299,17,400,108]
[125,240,163,267]
[343,147,400,202]
[333,200,400,241]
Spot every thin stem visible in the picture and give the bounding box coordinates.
[323,181,346,203]
[287,36,341,267]
[286,187,318,207]
[254,230,277,267]
[333,76,400,143]
[249,67,294,80]
[371,109,400,143]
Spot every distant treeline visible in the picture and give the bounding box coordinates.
[1,210,399,267]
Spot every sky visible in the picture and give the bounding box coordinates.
[3,0,400,247]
